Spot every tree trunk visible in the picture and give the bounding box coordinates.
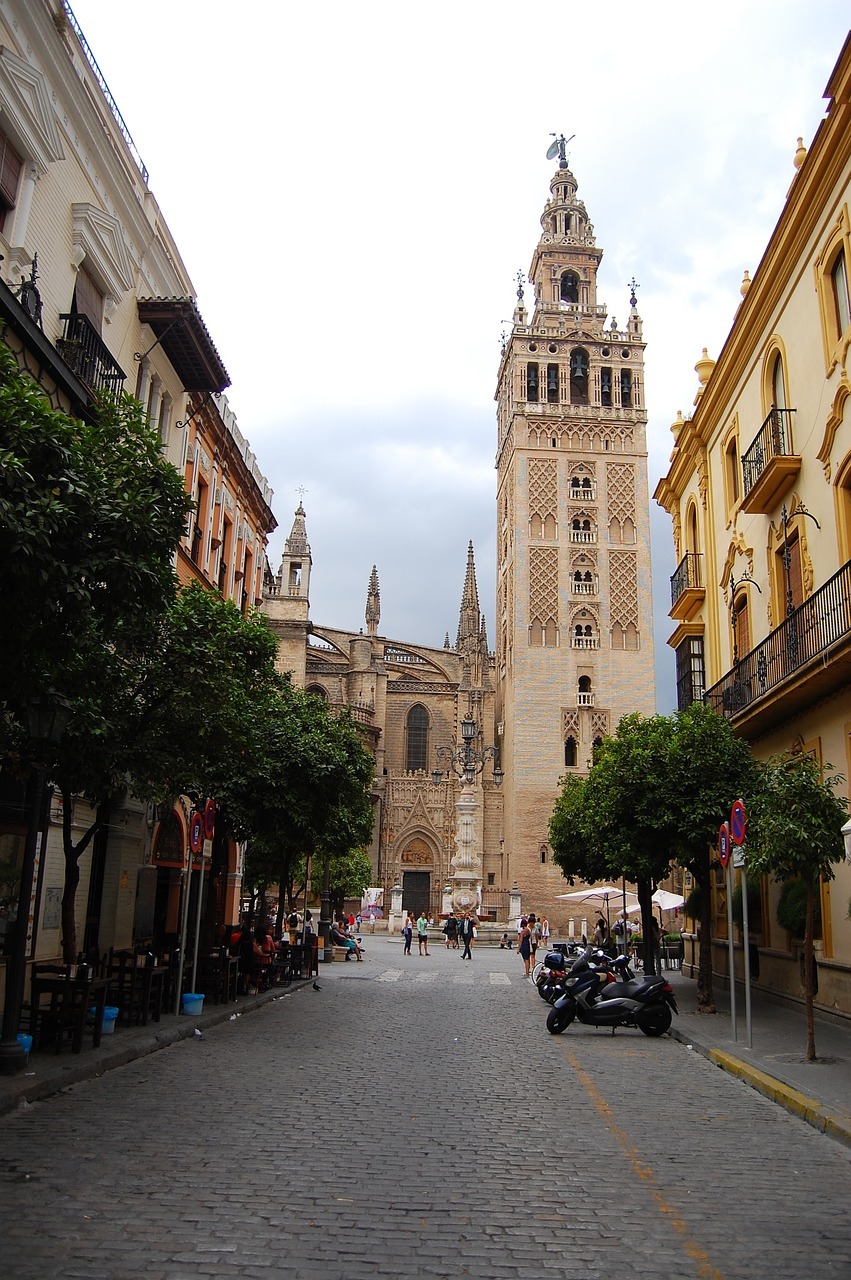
[804,884,816,1062]
[60,790,100,964]
[638,876,655,975]
[696,850,716,1012]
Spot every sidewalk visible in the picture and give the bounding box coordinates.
[665,966,851,1148]
[0,979,309,1119]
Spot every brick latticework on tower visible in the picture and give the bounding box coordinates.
[494,151,656,918]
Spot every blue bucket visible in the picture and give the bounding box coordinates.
[181,993,204,1016]
[17,1033,32,1058]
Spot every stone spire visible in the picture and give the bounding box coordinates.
[365,565,380,636]
[276,502,311,599]
[456,541,481,650]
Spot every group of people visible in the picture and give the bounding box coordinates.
[330,916,364,960]
[401,911,477,959]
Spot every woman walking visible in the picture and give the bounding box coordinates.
[402,913,414,956]
[518,916,533,979]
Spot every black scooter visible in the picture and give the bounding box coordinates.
[546,947,678,1036]
[536,948,632,1004]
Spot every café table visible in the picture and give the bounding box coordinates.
[29,969,108,1054]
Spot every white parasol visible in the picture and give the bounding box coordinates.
[556,885,640,926]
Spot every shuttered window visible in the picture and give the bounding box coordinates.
[0,129,23,213]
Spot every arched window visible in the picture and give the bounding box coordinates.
[600,367,612,407]
[620,368,632,407]
[832,249,851,336]
[570,349,589,405]
[526,362,539,402]
[560,271,579,303]
[405,705,429,772]
[771,352,788,410]
[564,737,577,767]
[546,363,559,403]
[306,684,328,701]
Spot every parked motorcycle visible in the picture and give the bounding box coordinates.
[536,948,632,1004]
[545,946,678,1036]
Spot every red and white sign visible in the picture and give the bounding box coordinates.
[730,798,747,846]
[190,811,204,854]
[718,821,731,868]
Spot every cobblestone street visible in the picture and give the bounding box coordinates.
[3,937,851,1279]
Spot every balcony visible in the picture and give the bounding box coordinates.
[577,692,595,707]
[740,407,800,513]
[670,552,705,621]
[570,529,597,544]
[572,637,599,650]
[571,580,597,596]
[704,558,851,735]
[56,313,126,396]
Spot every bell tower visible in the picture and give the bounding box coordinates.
[494,140,656,907]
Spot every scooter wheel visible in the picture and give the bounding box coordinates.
[546,1005,574,1035]
[638,1004,672,1036]
[537,981,552,1001]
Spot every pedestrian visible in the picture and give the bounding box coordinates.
[443,913,458,949]
[417,911,430,955]
[459,912,475,960]
[287,907,300,946]
[528,913,540,962]
[356,912,363,932]
[540,916,550,948]
[594,915,608,948]
[518,916,533,978]
[402,913,414,956]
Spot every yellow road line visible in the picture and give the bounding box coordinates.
[562,1043,726,1280]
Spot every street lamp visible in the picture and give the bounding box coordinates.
[431,713,503,789]
[0,690,70,1075]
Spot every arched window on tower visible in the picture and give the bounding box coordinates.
[405,704,429,772]
[560,271,579,303]
[600,367,612,407]
[570,349,589,405]
[546,364,559,403]
[526,362,539,402]
[564,737,577,767]
[621,368,632,407]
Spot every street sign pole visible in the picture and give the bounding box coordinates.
[740,855,753,1049]
[719,822,736,1041]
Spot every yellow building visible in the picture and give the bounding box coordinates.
[654,34,851,1013]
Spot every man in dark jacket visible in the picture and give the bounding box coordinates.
[458,913,475,960]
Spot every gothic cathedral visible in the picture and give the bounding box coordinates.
[264,147,656,925]
[494,146,656,910]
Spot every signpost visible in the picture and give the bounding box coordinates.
[718,821,736,1040]
[732,799,753,1049]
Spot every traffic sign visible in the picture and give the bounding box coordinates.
[189,811,203,854]
[204,797,216,839]
[718,821,731,868]
[733,847,745,869]
[730,798,747,846]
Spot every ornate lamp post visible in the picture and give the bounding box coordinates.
[431,713,502,918]
[0,691,70,1075]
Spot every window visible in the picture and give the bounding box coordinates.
[777,529,803,616]
[675,636,705,709]
[546,363,559,403]
[0,127,22,224]
[405,705,429,772]
[620,368,632,407]
[771,352,788,411]
[526,362,539,402]
[732,592,751,660]
[72,267,104,335]
[600,367,612,407]
[570,349,589,404]
[724,435,740,509]
[564,737,577,767]
[832,250,851,337]
[560,271,579,303]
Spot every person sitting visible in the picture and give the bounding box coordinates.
[499,931,513,949]
[331,921,363,960]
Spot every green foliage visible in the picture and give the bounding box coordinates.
[747,753,847,888]
[731,877,762,929]
[776,878,820,937]
[684,884,702,921]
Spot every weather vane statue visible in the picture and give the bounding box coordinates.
[547,132,575,169]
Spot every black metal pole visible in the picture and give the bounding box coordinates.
[0,763,47,1074]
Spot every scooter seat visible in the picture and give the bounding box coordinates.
[598,976,666,1001]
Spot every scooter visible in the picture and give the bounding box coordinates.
[545,947,678,1036]
[536,948,632,1004]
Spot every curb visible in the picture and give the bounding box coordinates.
[670,1026,851,1150]
[0,981,309,1119]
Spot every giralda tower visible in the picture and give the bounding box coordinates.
[494,140,656,909]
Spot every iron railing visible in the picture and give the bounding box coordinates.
[741,407,796,500]
[56,314,126,395]
[670,552,703,609]
[705,559,851,718]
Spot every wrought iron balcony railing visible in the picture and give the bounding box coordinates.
[56,313,126,396]
[705,558,851,719]
[670,552,702,609]
[741,407,796,502]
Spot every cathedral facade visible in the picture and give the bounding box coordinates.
[265,149,657,925]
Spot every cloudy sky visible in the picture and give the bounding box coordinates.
[70,0,850,710]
